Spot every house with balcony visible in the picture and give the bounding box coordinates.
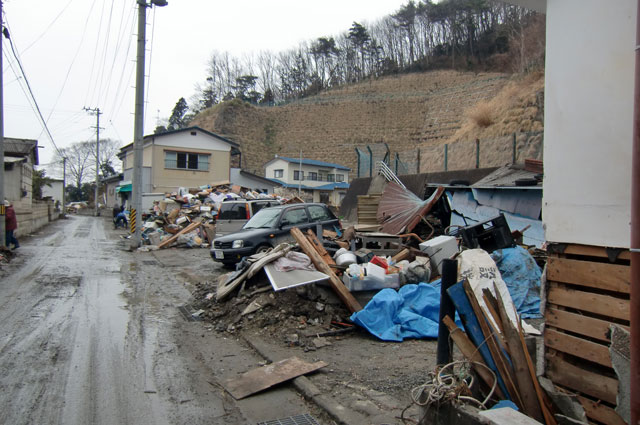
[264,155,350,206]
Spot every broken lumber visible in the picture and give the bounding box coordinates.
[291,227,362,313]
[158,218,202,249]
[443,315,505,399]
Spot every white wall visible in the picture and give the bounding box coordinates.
[265,158,349,187]
[42,181,64,205]
[152,130,232,152]
[543,0,637,248]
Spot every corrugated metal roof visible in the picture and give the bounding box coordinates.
[472,165,541,189]
[4,138,38,165]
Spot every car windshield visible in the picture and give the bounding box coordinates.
[243,207,281,229]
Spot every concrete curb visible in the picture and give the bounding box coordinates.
[242,335,370,425]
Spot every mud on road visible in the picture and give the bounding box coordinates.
[0,215,432,424]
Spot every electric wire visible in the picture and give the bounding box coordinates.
[85,0,107,107]
[100,1,132,110]
[19,0,75,55]
[107,2,137,124]
[144,6,157,124]
[94,0,116,108]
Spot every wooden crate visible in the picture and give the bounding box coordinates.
[544,243,630,425]
[357,194,381,225]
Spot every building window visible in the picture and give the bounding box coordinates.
[294,170,304,181]
[274,169,283,178]
[308,172,318,181]
[336,174,344,182]
[164,151,209,171]
[327,174,335,182]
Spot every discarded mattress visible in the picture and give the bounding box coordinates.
[490,246,542,319]
[350,281,458,342]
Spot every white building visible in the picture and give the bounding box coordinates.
[264,155,350,206]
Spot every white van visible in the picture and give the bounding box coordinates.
[215,199,281,237]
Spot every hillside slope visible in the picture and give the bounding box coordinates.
[190,70,544,176]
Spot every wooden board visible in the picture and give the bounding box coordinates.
[544,328,612,368]
[545,308,628,343]
[222,357,327,400]
[546,257,630,294]
[547,284,630,321]
[158,219,202,249]
[545,354,618,404]
[292,227,361,312]
[577,396,627,425]
[558,244,630,261]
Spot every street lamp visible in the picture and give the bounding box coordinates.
[131,0,167,250]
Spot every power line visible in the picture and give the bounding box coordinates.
[20,0,76,55]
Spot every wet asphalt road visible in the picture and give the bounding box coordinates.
[0,215,321,425]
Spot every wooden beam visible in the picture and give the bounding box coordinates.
[443,315,505,399]
[291,227,362,313]
[547,257,630,294]
[158,219,202,249]
[545,308,627,343]
[494,286,543,422]
[304,229,335,267]
[545,353,618,404]
[544,328,612,368]
[547,284,630,321]
[463,280,523,409]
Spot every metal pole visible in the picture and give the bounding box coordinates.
[630,2,640,422]
[437,259,458,365]
[475,138,480,169]
[62,157,66,214]
[298,149,302,197]
[131,0,148,249]
[95,109,100,216]
[512,133,517,164]
[0,0,5,248]
[444,144,448,172]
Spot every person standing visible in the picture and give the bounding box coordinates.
[4,200,19,249]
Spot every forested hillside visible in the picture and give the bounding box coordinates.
[172,0,545,176]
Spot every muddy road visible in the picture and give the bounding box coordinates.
[0,215,332,425]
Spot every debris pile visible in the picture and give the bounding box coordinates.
[131,182,288,251]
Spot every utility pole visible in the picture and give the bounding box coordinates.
[84,107,103,217]
[0,0,5,248]
[62,157,67,214]
[131,0,167,250]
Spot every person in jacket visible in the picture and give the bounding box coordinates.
[4,200,19,249]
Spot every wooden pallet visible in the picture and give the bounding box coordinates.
[543,243,629,425]
[357,194,381,225]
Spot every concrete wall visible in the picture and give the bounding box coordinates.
[14,200,60,237]
[543,0,636,248]
[42,181,64,206]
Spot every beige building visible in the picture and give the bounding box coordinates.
[264,155,350,206]
[118,126,240,195]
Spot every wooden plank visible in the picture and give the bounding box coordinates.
[158,219,202,249]
[517,319,557,425]
[292,227,362,313]
[544,328,612,367]
[443,316,505,399]
[463,280,523,409]
[494,286,543,422]
[222,356,327,400]
[547,285,630,321]
[560,244,630,261]
[545,308,626,342]
[546,257,630,294]
[577,396,627,425]
[545,354,618,404]
[305,229,335,267]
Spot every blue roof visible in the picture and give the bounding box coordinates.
[274,156,350,171]
[268,178,349,191]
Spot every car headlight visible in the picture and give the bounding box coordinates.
[232,240,244,249]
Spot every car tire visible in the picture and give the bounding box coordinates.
[255,245,271,255]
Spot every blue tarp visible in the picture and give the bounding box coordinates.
[491,245,542,318]
[350,281,450,342]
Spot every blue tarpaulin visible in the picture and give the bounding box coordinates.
[350,281,451,342]
[491,246,542,318]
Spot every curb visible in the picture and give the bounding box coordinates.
[242,335,370,425]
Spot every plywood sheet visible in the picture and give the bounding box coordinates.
[264,263,329,291]
[223,357,327,400]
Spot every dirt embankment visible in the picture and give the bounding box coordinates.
[190,70,544,176]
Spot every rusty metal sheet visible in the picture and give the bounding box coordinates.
[376,183,444,235]
[222,356,327,400]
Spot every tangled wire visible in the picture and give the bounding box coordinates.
[399,360,497,423]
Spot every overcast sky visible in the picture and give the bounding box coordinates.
[2,0,410,176]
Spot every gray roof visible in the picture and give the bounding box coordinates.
[472,164,541,189]
[4,138,39,165]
